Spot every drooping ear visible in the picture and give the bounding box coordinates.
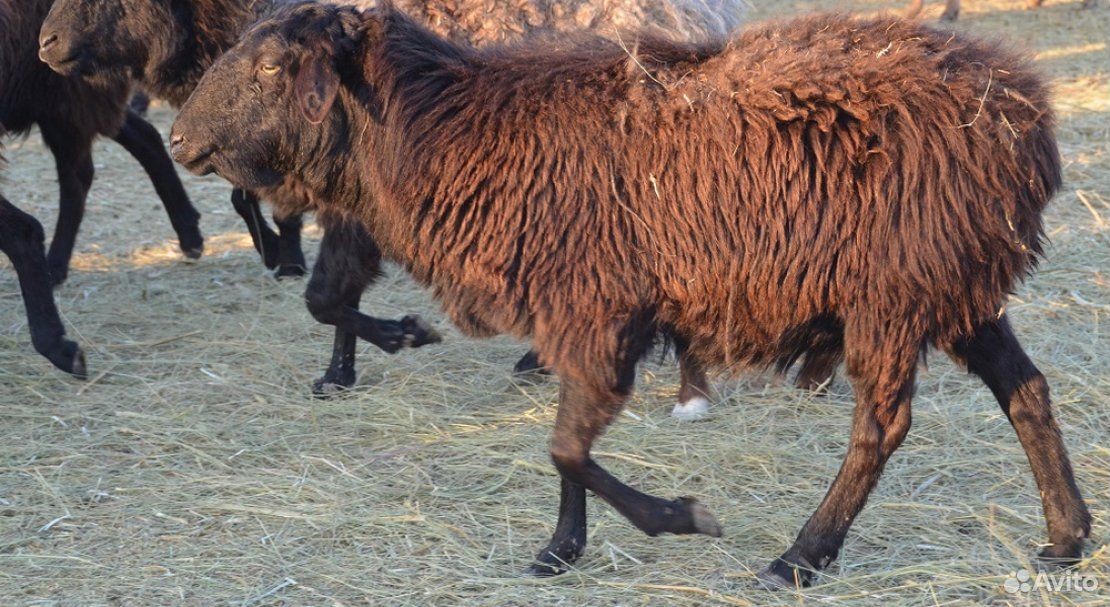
[294,53,339,125]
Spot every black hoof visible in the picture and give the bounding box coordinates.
[401,315,442,348]
[274,263,307,279]
[46,340,87,379]
[178,229,204,260]
[526,560,570,577]
[312,367,356,398]
[312,377,352,397]
[757,557,816,589]
[513,350,552,380]
[939,9,959,21]
[526,538,585,577]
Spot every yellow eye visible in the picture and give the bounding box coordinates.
[260,63,282,75]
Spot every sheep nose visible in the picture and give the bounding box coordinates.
[39,33,58,51]
[169,133,186,156]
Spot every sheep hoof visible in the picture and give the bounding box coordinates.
[756,557,816,590]
[1037,542,1085,569]
[67,345,88,380]
[671,396,710,420]
[401,315,442,348]
[274,263,307,279]
[48,340,87,380]
[680,497,723,537]
[178,229,204,260]
[525,559,570,577]
[939,8,959,21]
[512,350,552,381]
[312,377,353,398]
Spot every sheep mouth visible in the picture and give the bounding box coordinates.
[174,146,219,176]
[39,49,85,75]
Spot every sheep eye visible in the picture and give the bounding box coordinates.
[260,63,282,75]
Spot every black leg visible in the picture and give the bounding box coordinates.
[527,477,588,576]
[946,316,1090,564]
[40,124,94,287]
[112,110,204,258]
[761,325,919,588]
[306,222,441,395]
[0,197,86,377]
[531,372,721,576]
[273,212,307,278]
[230,188,282,270]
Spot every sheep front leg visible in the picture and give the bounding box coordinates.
[230,188,283,270]
[306,222,441,395]
[532,375,722,575]
[272,212,307,278]
[112,109,204,259]
[40,123,94,287]
[527,476,587,576]
[0,197,86,377]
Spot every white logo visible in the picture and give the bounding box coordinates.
[1003,569,1099,594]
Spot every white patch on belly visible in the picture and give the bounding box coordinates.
[671,396,710,420]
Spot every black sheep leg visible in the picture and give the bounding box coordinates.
[527,477,588,576]
[946,316,1090,564]
[761,324,918,588]
[0,197,86,377]
[230,188,282,270]
[273,212,306,277]
[307,222,441,395]
[228,189,306,276]
[40,123,94,287]
[532,357,722,575]
[112,110,204,258]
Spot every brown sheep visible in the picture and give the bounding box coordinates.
[172,4,1091,585]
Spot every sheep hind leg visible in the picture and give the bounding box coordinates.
[112,110,204,259]
[512,349,552,380]
[760,330,919,588]
[795,339,844,393]
[672,337,712,420]
[0,197,86,377]
[533,376,722,575]
[944,316,1090,565]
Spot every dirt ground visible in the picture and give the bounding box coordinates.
[1,0,1107,605]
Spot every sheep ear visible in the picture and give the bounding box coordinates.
[295,55,339,125]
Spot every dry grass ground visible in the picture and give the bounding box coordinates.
[1,0,1107,605]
